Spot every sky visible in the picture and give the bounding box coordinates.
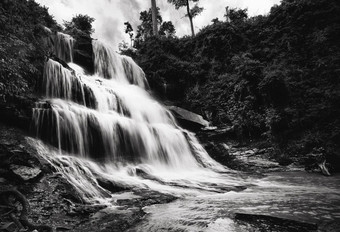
[35,0,281,48]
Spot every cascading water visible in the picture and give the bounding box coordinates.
[52,32,75,63]
[31,34,238,203]
[92,41,148,88]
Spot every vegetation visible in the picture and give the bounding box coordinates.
[121,8,176,50]
[63,14,95,40]
[125,0,340,169]
[167,0,203,36]
[136,7,163,40]
[0,0,58,99]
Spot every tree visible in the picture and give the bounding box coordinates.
[167,0,203,36]
[211,18,220,24]
[64,14,95,36]
[224,7,248,24]
[124,21,134,46]
[159,21,176,37]
[151,0,158,36]
[128,9,176,48]
[136,7,162,40]
[136,8,176,40]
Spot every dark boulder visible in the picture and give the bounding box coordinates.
[135,168,166,185]
[73,35,94,74]
[97,178,130,194]
[167,106,209,131]
[0,94,36,131]
[50,56,72,70]
[0,124,47,183]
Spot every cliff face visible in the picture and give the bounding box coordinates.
[73,33,94,74]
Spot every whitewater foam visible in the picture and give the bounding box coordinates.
[32,33,236,202]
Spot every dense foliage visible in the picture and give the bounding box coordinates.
[0,0,58,98]
[121,8,176,50]
[126,0,340,167]
[64,14,95,36]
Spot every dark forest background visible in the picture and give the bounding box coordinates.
[123,0,340,170]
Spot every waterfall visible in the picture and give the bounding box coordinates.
[52,32,74,63]
[32,34,229,203]
[93,41,148,88]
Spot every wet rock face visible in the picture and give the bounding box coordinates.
[0,94,36,131]
[0,125,44,183]
[96,178,130,194]
[76,207,146,232]
[234,213,318,232]
[73,35,94,74]
[10,165,42,181]
[0,124,45,181]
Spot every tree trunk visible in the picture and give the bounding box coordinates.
[151,0,158,36]
[186,0,195,36]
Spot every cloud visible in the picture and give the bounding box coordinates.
[35,0,280,49]
[36,0,129,46]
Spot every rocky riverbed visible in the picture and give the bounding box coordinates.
[1,123,339,232]
[0,124,176,232]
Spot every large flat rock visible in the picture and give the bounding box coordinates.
[167,106,209,130]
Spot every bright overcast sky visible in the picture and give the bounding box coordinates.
[36,0,281,48]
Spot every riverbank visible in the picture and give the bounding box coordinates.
[1,123,339,232]
[195,127,335,176]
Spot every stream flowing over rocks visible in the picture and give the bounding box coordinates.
[1,31,340,232]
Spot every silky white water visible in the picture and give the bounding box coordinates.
[32,34,242,203]
[52,32,74,63]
